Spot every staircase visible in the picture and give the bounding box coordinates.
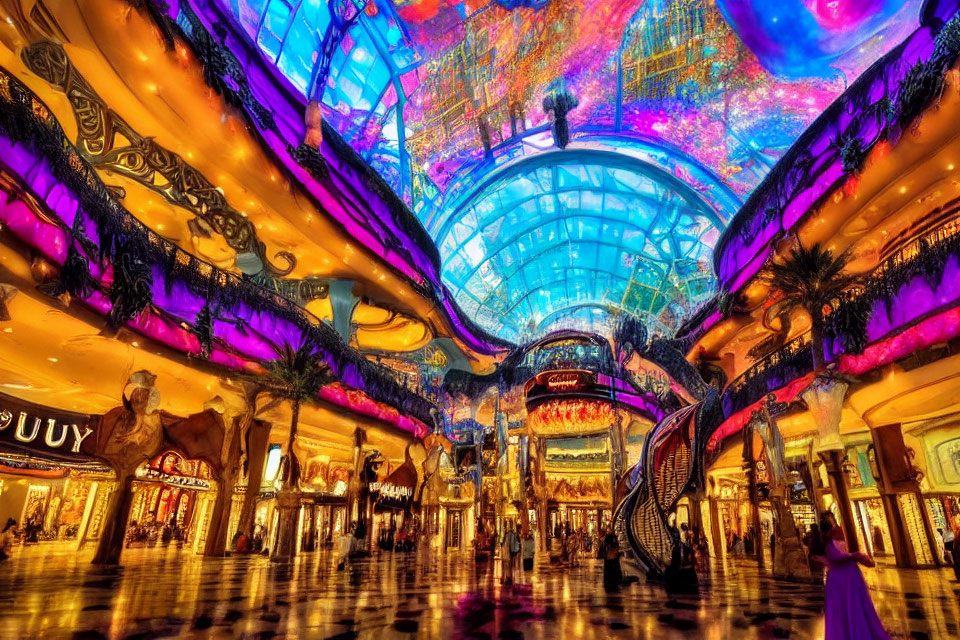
[613,403,701,578]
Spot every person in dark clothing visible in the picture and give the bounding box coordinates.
[952,528,960,581]
[602,531,622,590]
[0,518,17,561]
[665,520,698,593]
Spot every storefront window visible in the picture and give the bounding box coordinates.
[899,493,934,565]
[855,498,893,557]
[934,438,960,484]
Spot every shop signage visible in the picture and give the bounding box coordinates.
[135,466,211,490]
[0,393,96,458]
[378,482,413,501]
[546,372,581,391]
[524,371,609,412]
[544,371,593,392]
[377,481,414,510]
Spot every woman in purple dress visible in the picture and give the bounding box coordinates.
[811,513,888,640]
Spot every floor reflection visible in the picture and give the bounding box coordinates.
[0,543,957,639]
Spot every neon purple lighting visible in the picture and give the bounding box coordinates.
[829,255,960,373]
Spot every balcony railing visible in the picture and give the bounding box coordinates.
[721,336,813,418]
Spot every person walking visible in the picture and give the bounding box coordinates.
[951,526,960,581]
[475,523,490,563]
[810,512,888,640]
[501,522,520,585]
[337,523,354,571]
[0,518,17,561]
[942,525,954,565]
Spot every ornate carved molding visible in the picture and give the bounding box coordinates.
[21,40,295,277]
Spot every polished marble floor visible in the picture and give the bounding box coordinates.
[0,543,957,639]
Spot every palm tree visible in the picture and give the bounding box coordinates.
[761,242,858,371]
[762,242,862,551]
[262,342,335,488]
[260,341,333,561]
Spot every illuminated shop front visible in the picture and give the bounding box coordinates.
[542,435,614,541]
[127,451,215,552]
[297,445,350,550]
[0,392,115,548]
[437,472,476,551]
[370,456,419,552]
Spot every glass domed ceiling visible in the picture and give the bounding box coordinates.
[436,150,723,341]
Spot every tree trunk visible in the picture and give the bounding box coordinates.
[823,450,859,553]
[204,417,244,556]
[272,401,302,561]
[810,309,825,372]
[270,488,302,561]
[770,493,811,579]
[91,473,135,565]
[237,419,271,538]
[285,400,301,488]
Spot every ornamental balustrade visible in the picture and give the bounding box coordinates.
[825,217,960,360]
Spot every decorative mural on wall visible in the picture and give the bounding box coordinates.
[545,472,611,503]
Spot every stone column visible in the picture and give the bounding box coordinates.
[609,415,625,509]
[742,424,764,568]
[91,373,164,566]
[347,428,366,526]
[708,496,723,560]
[869,423,940,567]
[91,472,135,565]
[805,375,857,551]
[535,436,548,551]
[270,488,302,560]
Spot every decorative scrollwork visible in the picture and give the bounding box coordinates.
[20,40,295,277]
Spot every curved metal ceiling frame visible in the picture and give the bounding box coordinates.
[428,130,742,236]
[435,148,727,243]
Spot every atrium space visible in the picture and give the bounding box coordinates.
[1,1,960,639]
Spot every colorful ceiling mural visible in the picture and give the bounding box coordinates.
[216,0,924,340]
